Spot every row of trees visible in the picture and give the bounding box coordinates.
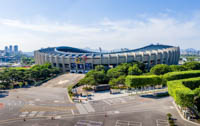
[150,61,200,75]
[79,61,200,87]
[0,63,60,89]
[78,62,145,87]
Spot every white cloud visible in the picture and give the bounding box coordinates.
[0,14,200,51]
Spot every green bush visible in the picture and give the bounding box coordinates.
[170,65,187,72]
[163,70,200,81]
[182,77,200,90]
[125,75,162,88]
[150,64,172,75]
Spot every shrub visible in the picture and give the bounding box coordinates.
[182,77,200,90]
[150,64,172,75]
[170,65,187,72]
[167,113,172,119]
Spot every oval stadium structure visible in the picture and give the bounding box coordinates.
[34,44,180,73]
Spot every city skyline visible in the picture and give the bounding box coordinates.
[0,0,200,51]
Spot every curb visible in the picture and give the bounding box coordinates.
[66,88,74,104]
[172,101,200,126]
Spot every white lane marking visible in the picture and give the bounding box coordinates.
[103,100,112,105]
[75,120,103,126]
[71,109,74,115]
[21,111,29,114]
[35,98,40,101]
[75,103,88,114]
[156,119,169,126]
[116,120,142,126]
[36,111,45,117]
[55,116,61,119]
[83,103,95,113]
[54,100,59,103]
[19,115,26,117]
[118,98,127,103]
[28,111,38,117]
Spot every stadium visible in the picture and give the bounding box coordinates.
[34,44,180,73]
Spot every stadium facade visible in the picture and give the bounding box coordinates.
[34,44,180,73]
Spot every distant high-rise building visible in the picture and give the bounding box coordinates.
[4,46,8,53]
[9,45,13,53]
[14,45,18,53]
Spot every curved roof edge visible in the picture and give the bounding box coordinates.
[38,44,176,55]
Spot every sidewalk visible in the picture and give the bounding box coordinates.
[90,88,168,101]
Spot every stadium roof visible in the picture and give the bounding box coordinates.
[39,44,174,55]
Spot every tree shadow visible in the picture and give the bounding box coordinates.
[140,94,169,99]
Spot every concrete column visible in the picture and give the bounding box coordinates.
[92,54,94,69]
[125,53,128,63]
[176,47,180,64]
[40,53,44,64]
[50,55,54,67]
[76,56,78,72]
[147,52,151,70]
[170,50,174,65]
[108,54,111,66]
[55,55,59,68]
[100,54,102,65]
[132,53,136,62]
[116,54,119,65]
[38,53,40,64]
[45,54,48,63]
[167,51,170,65]
[160,51,164,64]
[62,56,65,72]
[42,53,46,64]
[69,56,71,71]
[140,52,144,63]
[154,52,158,65]
[173,50,176,64]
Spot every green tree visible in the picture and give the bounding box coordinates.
[86,70,108,85]
[109,75,126,86]
[170,65,187,72]
[95,65,106,72]
[128,64,142,75]
[150,64,172,75]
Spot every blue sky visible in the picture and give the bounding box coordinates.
[0,0,200,51]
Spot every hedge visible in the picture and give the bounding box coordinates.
[163,70,200,81]
[182,77,200,90]
[167,80,194,107]
[125,75,162,88]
